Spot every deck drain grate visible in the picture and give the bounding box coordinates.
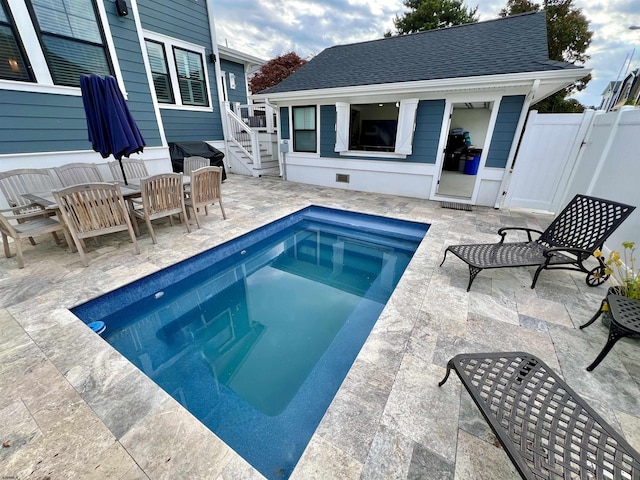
[441,201,472,211]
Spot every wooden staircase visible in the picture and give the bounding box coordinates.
[224,103,280,177]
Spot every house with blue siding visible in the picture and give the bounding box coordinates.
[254,12,589,207]
[0,0,261,186]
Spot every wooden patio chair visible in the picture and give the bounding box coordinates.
[183,156,210,176]
[108,159,148,182]
[0,168,59,246]
[54,162,103,186]
[52,183,140,267]
[184,166,227,228]
[0,168,58,214]
[129,173,191,244]
[0,206,71,269]
[440,194,636,291]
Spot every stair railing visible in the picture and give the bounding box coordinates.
[225,105,261,170]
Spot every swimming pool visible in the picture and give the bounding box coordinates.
[72,206,429,479]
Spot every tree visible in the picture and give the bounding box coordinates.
[391,0,479,35]
[500,0,593,113]
[249,52,307,94]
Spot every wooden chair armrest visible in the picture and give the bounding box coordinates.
[0,206,51,220]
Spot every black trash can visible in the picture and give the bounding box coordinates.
[168,141,226,181]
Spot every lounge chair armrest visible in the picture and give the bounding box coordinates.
[497,227,544,243]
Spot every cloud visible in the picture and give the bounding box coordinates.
[212,0,640,108]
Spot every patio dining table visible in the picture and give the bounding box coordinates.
[22,183,142,210]
[21,176,191,210]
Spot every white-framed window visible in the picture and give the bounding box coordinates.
[0,0,121,94]
[145,39,173,104]
[292,105,317,153]
[143,30,212,110]
[0,0,33,82]
[335,99,419,156]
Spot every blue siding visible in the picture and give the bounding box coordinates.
[161,110,224,141]
[406,100,445,164]
[485,95,525,168]
[319,101,444,163]
[0,2,161,155]
[280,107,290,139]
[221,59,247,105]
[107,4,162,148]
[319,106,338,157]
[138,0,224,142]
[0,90,90,154]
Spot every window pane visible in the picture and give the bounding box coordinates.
[42,35,110,86]
[0,5,32,81]
[293,107,314,129]
[349,103,398,152]
[146,41,167,74]
[152,73,173,103]
[294,131,316,152]
[174,48,204,80]
[31,0,101,43]
[174,47,207,106]
[145,40,173,103]
[178,77,206,105]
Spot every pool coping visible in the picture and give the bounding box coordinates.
[69,204,430,478]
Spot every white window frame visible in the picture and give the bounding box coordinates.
[142,30,213,112]
[0,0,126,97]
[335,98,419,158]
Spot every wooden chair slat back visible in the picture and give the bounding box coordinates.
[183,156,210,176]
[55,163,103,187]
[140,173,184,217]
[53,183,129,234]
[191,166,222,204]
[109,159,148,182]
[0,168,57,208]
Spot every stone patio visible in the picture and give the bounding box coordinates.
[1,174,638,479]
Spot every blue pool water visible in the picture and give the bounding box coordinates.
[72,206,429,479]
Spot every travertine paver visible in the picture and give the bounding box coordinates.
[0,174,638,480]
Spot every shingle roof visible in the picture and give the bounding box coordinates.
[262,12,580,95]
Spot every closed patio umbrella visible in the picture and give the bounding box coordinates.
[80,74,146,184]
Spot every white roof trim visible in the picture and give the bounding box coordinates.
[254,69,591,103]
[217,45,266,67]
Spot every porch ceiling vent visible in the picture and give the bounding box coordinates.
[336,173,350,183]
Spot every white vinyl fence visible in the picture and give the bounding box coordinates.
[504,106,640,249]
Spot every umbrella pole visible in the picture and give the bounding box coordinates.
[119,161,128,185]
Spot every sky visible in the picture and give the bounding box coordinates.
[211,0,640,108]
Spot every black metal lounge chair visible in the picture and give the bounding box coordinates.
[440,194,636,291]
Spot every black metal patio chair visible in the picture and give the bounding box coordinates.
[440,194,635,291]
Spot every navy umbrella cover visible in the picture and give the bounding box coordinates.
[80,74,146,183]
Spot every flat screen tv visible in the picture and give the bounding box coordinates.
[358,120,397,150]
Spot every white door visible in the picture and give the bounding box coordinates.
[504,110,594,212]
